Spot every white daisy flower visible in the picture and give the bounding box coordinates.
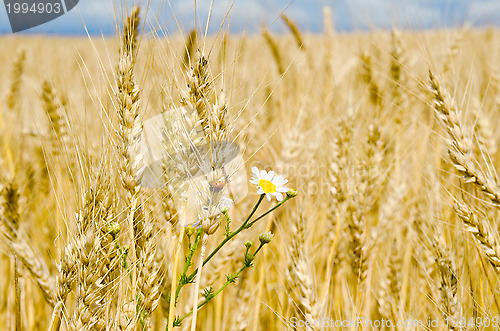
[249,166,289,202]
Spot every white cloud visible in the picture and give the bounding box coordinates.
[1,0,500,35]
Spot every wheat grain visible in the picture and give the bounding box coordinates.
[282,15,305,50]
[6,49,26,112]
[429,71,500,209]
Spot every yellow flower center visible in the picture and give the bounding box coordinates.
[259,179,276,194]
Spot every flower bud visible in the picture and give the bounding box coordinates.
[185,224,196,236]
[108,222,121,237]
[286,188,297,198]
[259,232,274,245]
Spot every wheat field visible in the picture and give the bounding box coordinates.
[1,5,500,331]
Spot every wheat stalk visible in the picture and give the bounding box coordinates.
[429,71,500,208]
[360,52,382,107]
[454,201,500,269]
[114,7,146,329]
[262,30,285,76]
[6,49,26,112]
[286,214,320,330]
[432,233,462,330]
[1,182,55,315]
[41,81,68,144]
[282,15,305,50]
[182,29,198,70]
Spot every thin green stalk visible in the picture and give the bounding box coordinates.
[189,233,208,331]
[171,192,293,314]
[223,211,231,237]
[185,230,203,275]
[113,237,129,269]
[202,194,266,265]
[203,194,291,267]
[245,196,292,228]
[173,194,265,304]
[175,243,266,326]
[174,230,203,301]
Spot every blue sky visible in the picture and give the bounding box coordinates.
[1,0,500,35]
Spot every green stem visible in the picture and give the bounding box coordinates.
[223,211,231,237]
[172,193,292,310]
[174,230,203,301]
[112,236,131,275]
[184,230,203,275]
[245,196,291,228]
[111,236,133,282]
[202,194,265,265]
[176,243,265,326]
[173,194,265,305]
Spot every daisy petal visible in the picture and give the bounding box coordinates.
[275,192,283,201]
[274,175,284,181]
[252,167,260,178]
[266,194,272,202]
[274,176,288,185]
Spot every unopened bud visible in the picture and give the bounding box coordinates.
[286,188,297,198]
[185,224,196,236]
[108,222,121,237]
[259,232,274,245]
